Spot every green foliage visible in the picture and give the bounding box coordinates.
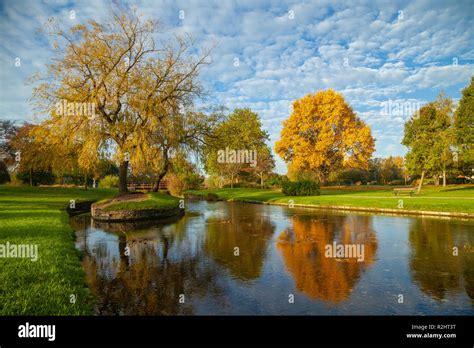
[454,76,474,171]
[203,108,272,187]
[334,168,369,185]
[266,173,289,188]
[402,93,456,180]
[282,180,320,196]
[0,160,10,184]
[99,175,119,188]
[170,154,204,190]
[16,169,55,186]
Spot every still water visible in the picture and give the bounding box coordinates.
[71,201,474,315]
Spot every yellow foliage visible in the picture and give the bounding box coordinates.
[275,90,375,181]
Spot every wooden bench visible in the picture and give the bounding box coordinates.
[128,183,154,192]
[392,187,416,196]
[128,180,168,192]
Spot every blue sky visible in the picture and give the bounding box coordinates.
[0,0,473,174]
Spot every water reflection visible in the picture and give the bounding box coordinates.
[277,214,378,303]
[72,215,221,315]
[70,201,474,315]
[204,203,275,281]
[409,218,474,304]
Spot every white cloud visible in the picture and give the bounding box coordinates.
[0,0,473,175]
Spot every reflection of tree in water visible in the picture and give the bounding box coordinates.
[204,203,275,281]
[409,219,474,303]
[79,215,221,315]
[277,214,377,303]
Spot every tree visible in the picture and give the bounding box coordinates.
[8,124,55,186]
[403,104,437,192]
[403,93,456,191]
[0,120,19,166]
[33,9,210,194]
[432,93,455,187]
[204,108,270,188]
[454,76,474,175]
[380,156,404,184]
[252,146,275,188]
[275,90,375,184]
[131,109,220,192]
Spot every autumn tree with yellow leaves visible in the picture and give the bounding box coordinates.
[32,9,211,194]
[275,90,375,184]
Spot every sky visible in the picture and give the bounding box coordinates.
[0,0,473,174]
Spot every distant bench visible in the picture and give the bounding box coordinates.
[392,187,417,196]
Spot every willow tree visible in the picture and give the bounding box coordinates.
[33,9,209,194]
[275,90,375,184]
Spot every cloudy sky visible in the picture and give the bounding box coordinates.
[1,0,473,173]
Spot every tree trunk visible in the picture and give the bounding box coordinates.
[118,160,129,195]
[442,170,446,187]
[417,171,425,194]
[231,173,234,189]
[152,171,167,192]
[434,175,439,186]
[83,173,88,190]
[152,150,169,192]
[260,172,263,189]
[29,168,33,186]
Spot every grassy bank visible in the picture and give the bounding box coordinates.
[185,185,474,215]
[0,185,115,315]
[99,192,180,211]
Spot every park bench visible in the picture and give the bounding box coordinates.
[128,183,154,192]
[392,187,417,196]
[128,180,168,192]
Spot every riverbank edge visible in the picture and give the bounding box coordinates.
[90,193,184,222]
[185,193,474,219]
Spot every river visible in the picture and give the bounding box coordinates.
[70,200,474,315]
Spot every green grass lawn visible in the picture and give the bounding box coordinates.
[100,192,180,211]
[185,184,474,214]
[0,185,116,315]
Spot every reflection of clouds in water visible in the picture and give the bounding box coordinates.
[409,218,474,302]
[70,202,474,315]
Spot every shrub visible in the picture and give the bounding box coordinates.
[167,174,185,197]
[99,175,119,188]
[282,180,320,196]
[183,172,204,190]
[266,174,289,188]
